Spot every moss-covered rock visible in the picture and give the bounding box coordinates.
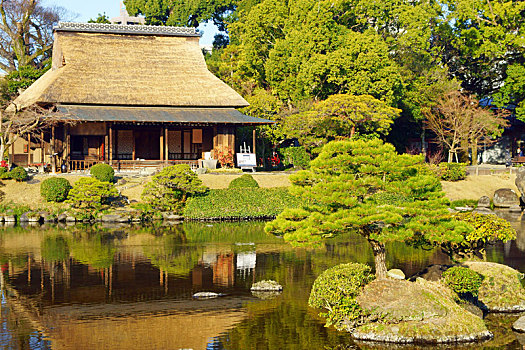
[463,261,525,312]
[352,279,491,343]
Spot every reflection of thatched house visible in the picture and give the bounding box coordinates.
[11,22,271,170]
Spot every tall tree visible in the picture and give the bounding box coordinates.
[424,91,508,163]
[265,139,469,279]
[0,0,64,72]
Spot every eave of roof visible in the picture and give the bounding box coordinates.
[57,105,275,125]
[54,22,200,37]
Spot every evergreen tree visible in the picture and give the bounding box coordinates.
[265,139,470,279]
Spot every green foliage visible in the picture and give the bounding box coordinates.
[70,233,116,269]
[309,263,374,330]
[494,64,525,121]
[66,178,118,209]
[442,266,484,299]
[442,212,517,260]
[8,167,28,182]
[0,65,49,102]
[439,163,467,181]
[449,199,478,208]
[279,146,310,169]
[184,188,300,219]
[90,163,115,183]
[265,139,470,277]
[41,235,70,262]
[142,164,207,213]
[88,13,111,23]
[0,167,9,179]
[40,177,72,202]
[229,174,259,188]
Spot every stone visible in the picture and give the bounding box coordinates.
[101,214,129,223]
[473,207,494,215]
[510,205,523,213]
[353,278,492,343]
[195,167,207,174]
[493,188,520,208]
[513,316,525,333]
[65,216,76,223]
[477,196,491,208]
[409,264,450,282]
[162,213,184,221]
[464,261,525,312]
[20,212,42,223]
[460,302,483,319]
[251,280,283,291]
[516,167,525,202]
[57,213,68,222]
[387,269,405,280]
[192,292,223,299]
[4,215,16,223]
[453,206,473,212]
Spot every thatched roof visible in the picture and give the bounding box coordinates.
[12,22,249,109]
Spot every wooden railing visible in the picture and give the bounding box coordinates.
[69,160,102,171]
[68,159,199,172]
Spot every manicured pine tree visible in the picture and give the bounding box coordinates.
[265,139,470,279]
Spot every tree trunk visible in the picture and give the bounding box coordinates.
[421,128,426,159]
[471,139,478,166]
[448,151,453,163]
[369,240,387,279]
[350,125,356,139]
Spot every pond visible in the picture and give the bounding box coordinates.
[0,218,524,350]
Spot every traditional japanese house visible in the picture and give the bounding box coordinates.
[10,22,271,171]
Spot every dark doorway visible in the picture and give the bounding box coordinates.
[134,130,160,160]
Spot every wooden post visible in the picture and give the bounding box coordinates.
[104,122,109,162]
[27,133,31,166]
[160,127,164,162]
[132,130,135,161]
[9,142,14,167]
[252,128,256,155]
[109,123,113,165]
[164,126,168,163]
[51,125,56,173]
[40,131,44,163]
[64,125,70,172]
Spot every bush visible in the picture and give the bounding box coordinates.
[442,266,483,299]
[40,177,72,202]
[8,166,28,182]
[442,212,517,260]
[439,162,467,181]
[229,174,259,188]
[309,263,374,330]
[90,163,115,182]
[66,177,118,209]
[215,146,235,168]
[279,146,310,168]
[142,164,207,212]
[184,187,300,219]
[0,167,9,179]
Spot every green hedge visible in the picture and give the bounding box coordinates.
[439,163,467,181]
[279,146,310,168]
[40,177,72,202]
[9,166,28,182]
[229,174,259,188]
[184,187,300,219]
[442,266,483,299]
[90,163,115,182]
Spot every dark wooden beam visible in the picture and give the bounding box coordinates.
[51,125,56,173]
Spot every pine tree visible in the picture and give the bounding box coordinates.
[265,139,470,279]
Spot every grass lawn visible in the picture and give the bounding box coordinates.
[441,174,519,201]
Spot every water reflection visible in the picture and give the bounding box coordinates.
[0,220,523,349]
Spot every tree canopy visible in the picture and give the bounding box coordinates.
[265,139,470,278]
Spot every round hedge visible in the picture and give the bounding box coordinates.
[229,174,259,189]
[309,263,374,330]
[9,166,28,182]
[90,163,115,182]
[41,177,72,202]
[442,266,483,299]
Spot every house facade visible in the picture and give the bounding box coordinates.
[10,22,271,171]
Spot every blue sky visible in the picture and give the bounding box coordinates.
[44,0,217,45]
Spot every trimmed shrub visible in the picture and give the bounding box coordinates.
[439,163,467,181]
[309,263,375,330]
[0,167,9,179]
[229,174,259,188]
[90,163,115,182]
[184,187,300,219]
[142,164,207,213]
[442,266,483,299]
[9,166,28,182]
[66,177,118,209]
[40,177,72,202]
[279,146,310,168]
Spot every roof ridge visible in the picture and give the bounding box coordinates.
[54,22,200,37]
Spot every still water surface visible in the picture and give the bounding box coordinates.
[0,217,524,350]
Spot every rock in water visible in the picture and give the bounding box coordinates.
[251,280,283,291]
[477,196,491,208]
[387,269,405,280]
[493,188,520,208]
[513,316,525,333]
[193,292,223,299]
